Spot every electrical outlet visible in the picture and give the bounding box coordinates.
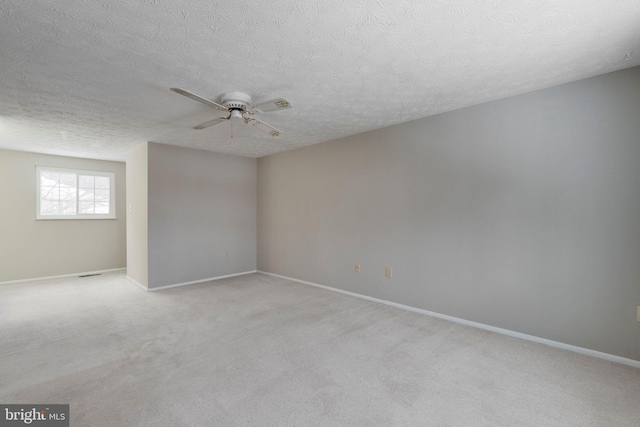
[355,263,360,273]
[385,267,392,278]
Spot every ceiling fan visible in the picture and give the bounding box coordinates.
[170,88,292,136]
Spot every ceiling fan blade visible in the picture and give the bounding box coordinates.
[246,117,282,136]
[250,97,292,113]
[192,117,228,130]
[170,88,228,111]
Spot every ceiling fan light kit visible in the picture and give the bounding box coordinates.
[170,88,292,137]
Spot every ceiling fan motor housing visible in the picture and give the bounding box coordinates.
[221,92,252,111]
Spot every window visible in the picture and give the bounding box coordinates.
[36,166,116,219]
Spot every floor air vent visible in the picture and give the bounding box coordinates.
[79,273,101,278]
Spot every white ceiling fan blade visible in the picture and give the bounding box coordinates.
[192,117,228,130]
[246,117,282,136]
[250,97,292,113]
[170,88,228,112]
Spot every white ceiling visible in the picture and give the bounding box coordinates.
[1,1,639,161]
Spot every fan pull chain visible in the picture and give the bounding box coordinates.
[230,116,234,138]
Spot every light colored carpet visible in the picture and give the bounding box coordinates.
[1,272,638,426]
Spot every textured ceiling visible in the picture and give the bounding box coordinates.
[1,1,639,161]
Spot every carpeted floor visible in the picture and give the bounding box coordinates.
[1,272,638,426]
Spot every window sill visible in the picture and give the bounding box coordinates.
[35,217,117,220]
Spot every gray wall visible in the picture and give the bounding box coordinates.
[257,66,640,361]
[126,142,148,288]
[0,149,126,282]
[148,143,256,289]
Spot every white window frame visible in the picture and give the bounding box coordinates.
[36,166,116,220]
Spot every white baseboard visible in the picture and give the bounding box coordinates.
[125,275,148,291]
[257,271,640,369]
[131,270,258,292]
[0,268,126,286]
